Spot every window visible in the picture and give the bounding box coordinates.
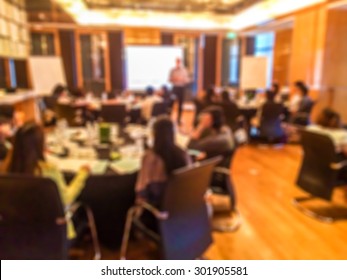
[254,32,274,87]
[30,33,55,56]
[80,33,106,95]
[229,40,240,85]
[221,38,240,87]
[9,59,16,87]
[0,58,6,88]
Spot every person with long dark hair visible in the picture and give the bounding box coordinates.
[253,90,286,143]
[141,86,163,121]
[188,106,235,158]
[203,86,217,106]
[5,122,90,238]
[136,116,190,204]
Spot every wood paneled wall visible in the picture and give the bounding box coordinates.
[288,5,347,122]
[289,4,327,89]
[59,30,77,90]
[161,33,174,45]
[124,28,160,45]
[272,29,292,86]
[108,31,125,91]
[203,35,218,90]
[321,9,347,122]
[289,5,327,121]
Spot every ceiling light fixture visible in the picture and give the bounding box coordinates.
[53,0,327,30]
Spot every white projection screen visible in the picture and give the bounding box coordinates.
[125,46,184,91]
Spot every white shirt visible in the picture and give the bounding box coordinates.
[141,95,163,121]
[289,94,302,113]
[169,66,190,87]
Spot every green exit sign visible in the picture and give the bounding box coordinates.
[227,32,237,39]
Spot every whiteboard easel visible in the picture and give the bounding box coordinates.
[240,56,268,90]
[28,56,67,95]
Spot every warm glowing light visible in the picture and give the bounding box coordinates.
[54,0,327,30]
[230,0,326,30]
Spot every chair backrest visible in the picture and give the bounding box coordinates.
[0,175,67,259]
[296,130,338,200]
[0,104,14,120]
[77,173,137,248]
[193,99,206,117]
[43,96,58,110]
[159,156,221,260]
[221,102,240,131]
[210,150,237,209]
[151,102,168,117]
[298,97,314,114]
[259,102,285,139]
[55,103,85,127]
[100,104,127,125]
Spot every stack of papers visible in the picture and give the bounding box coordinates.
[46,155,108,175]
[176,133,190,149]
[109,158,141,175]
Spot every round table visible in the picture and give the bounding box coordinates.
[47,125,146,248]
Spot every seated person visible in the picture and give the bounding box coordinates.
[70,88,86,99]
[188,106,235,158]
[4,122,90,239]
[289,81,314,125]
[252,90,285,143]
[158,85,175,113]
[271,82,282,103]
[0,105,14,161]
[193,86,218,126]
[0,119,12,162]
[141,86,163,121]
[41,84,68,126]
[202,86,218,106]
[136,116,191,206]
[0,106,24,163]
[307,108,347,182]
[218,89,241,131]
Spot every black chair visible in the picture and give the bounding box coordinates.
[209,150,241,232]
[293,130,347,222]
[220,102,242,132]
[193,99,207,126]
[0,175,67,259]
[100,104,127,125]
[151,102,168,117]
[258,102,285,143]
[120,157,221,260]
[291,99,315,126]
[129,108,142,124]
[0,104,14,122]
[42,96,58,110]
[55,103,85,127]
[0,175,101,259]
[77,173,137,249]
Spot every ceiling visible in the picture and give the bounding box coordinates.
[25,0,74,22]
[25,0,322,30]
[82,0,262,14]
[25,0,263,19]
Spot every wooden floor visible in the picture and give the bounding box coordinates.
[207,144,347,260]
[81,108,347,260]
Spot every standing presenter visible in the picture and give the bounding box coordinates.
[169,58,190,125]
